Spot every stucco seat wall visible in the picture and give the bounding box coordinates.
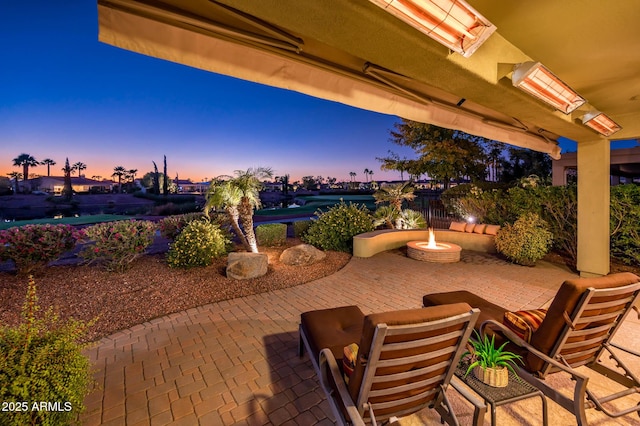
[352,229,496,258]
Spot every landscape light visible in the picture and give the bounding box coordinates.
[369,0,497,57]
[512,62,586,114]
[582,111,622,137]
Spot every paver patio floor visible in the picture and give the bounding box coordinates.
[81,249,640,425]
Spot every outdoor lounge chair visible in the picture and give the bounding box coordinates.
[299,303,480,425]
[422,272,640,425]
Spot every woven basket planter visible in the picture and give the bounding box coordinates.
[473,365,508,387]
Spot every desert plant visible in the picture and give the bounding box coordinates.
[399,209,427,229]
[464,330,523,377]
[0,276,93,425]
[166,220,230,268]
[293,220,313,238]
[0,224,81,275]
[255,223,287,247]
[80,220,156,272]
[495,213,553,266]
[302,201,374,252]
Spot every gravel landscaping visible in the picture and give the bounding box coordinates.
[0,238,351,342]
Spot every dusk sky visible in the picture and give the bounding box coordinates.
[2,2,635,184]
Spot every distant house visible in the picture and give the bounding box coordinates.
[175,179,210,193]
[28,176,114,194]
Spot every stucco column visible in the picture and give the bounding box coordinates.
[577,138,610,277]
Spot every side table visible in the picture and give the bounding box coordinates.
[450,361,548,426]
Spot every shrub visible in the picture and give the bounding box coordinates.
[0,224,81,275]
[80,220,156,272]
[399,209,427,229]
[302,201,374,252]
[166,220,230,268]
[0,277,92,425]
[255,223,287,247]
[610,184,640,266]
[495,213,553,266]
[159,212,207,239]
[293,220,313,238]
[149,202,199,216]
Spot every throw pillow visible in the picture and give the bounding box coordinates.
[473,223,487,234]
[484,224,501,235]
[464,223,476,233]
[503,309,547,343]
[343,343,359,384]
[449,221,466,232]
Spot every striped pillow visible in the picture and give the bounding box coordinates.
[503,309,547,343]
[343,343,359,384]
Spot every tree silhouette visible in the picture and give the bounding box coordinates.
[72,162,87,178]
[112,166,127,193]
[364,168,371,183]
[61,158,73,201]
[40,158,56,176]
[12,153,38,191]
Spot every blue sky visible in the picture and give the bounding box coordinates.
[1,2,635,183]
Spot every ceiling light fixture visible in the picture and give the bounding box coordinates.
[512,62,586,114]
[369,0,496,57]
[582,111,622,137]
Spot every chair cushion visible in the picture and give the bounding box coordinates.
[464,223,476,233]
[423,291,508,329]
[503,309,547,343]
[449,221,466,232]
[300,305,364,364]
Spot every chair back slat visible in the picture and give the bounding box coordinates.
[353,307,479,421]
[540,282,640,376]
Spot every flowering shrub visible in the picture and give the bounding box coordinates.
[166,220,230,268]
[0,224,81,275]
[256,223,287,247]
[159,212,207,239]
[302,201,374,252]
[0,276,92,425]
[80,220,156,272]
[495,213,553,266]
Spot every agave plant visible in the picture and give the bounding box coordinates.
[463,331,523,377]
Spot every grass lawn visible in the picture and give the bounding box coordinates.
[256,194,375,216]
[0,214,135,230]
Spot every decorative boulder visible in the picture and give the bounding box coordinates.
[226,252,268,280]
[279,244,326,266]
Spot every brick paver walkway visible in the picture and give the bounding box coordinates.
[81,250,640,425]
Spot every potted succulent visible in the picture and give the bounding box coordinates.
[463,331,523,387]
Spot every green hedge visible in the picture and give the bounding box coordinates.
[256,223,287,247]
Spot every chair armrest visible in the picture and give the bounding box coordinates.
[611,342,640,357]
[319,348,366,426]
[479,319,589,382]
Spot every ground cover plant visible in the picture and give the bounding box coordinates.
[255,223,287,247]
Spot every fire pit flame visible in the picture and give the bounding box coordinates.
[426,228,437,249]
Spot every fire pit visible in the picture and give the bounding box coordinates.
[407,229,461,263]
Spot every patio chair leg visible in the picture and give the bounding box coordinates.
[298,325,305,358]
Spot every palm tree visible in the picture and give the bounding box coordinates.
[364,168,370,183]
[349,171,356,182]
[368,170,374,182]
[92,175,102,181]
[205,167,273,253]
[40,158,56,176]
[72,162,87,178]
[205,179,248,250]
[112,166,127,193]
[373,181,416,228]
[12,153,39,189]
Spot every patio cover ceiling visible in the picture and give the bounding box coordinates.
[97,0,640,159]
